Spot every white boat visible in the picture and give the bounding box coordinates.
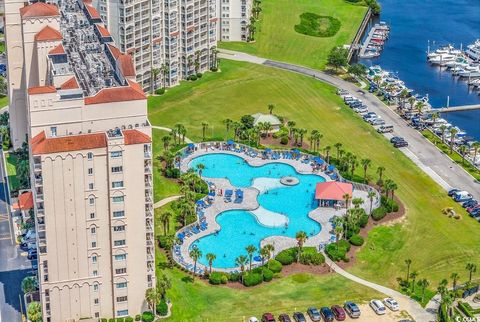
[457,66,480,78]
[445,57,468,68]
[465,39,480,61]
[429,54,458,65]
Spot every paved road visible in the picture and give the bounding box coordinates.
[219,49,480,200]
[0,150,31,322]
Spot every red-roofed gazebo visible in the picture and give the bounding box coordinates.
[315,182,353,208]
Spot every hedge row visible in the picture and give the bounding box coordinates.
[349,234,364,246]
[325,240,351,262]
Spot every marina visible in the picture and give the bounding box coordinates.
[358,22,390,59]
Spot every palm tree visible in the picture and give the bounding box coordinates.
[368,191,376,215]
[196,163,205,177]
[21,276,37,294]
[417,278,430,303]
[161,63,170,88]
[223,118,233,139]
[27,302,42,322]
[309,130,318,150]
[157,274,172,300]
[159,211,172,235]
[410,271,418,292]
[373,75,381,86]
[324,146,331,163]
[415,101,425,117]
[162,135,171,151]
[343,193,351,209]
[260,246,270,266]
[314,132,323,152]
[466,263,477,283]
[334,142,342,161]
[298,128,307,146]
[151,67,160,93]
[350,155,358,179]
[351,197,364,208]
[235,255,248,283]
[389,181,398,200]
[407,96,416,111]
[472,141,480,164]
[361,158,371,183]
[439,124,448,143]
[449,127,458,154]
[405,259,412,283]
[201,122,209,141]
[265,244,275,259]
[245,245,257,271]
[295,231,308,262]
[206,253,217,274]
[376,166,385,184]
[287,121,296,139]
[450,272,460,291]
[145,287,160,314]
[189,248,202,279]
[458,145,468,164]
[268,103,275,114]
[334,225,343,249]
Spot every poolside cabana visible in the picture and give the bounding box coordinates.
[315,182,353,208]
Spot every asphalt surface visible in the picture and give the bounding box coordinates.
[0,150,31,322]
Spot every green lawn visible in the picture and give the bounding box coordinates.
[152,128,181,202]
[148,59,480,297]
[219,0,367,69]
[0,96,8,109]
[5,153,19,192]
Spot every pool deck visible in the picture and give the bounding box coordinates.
[174,145,377,273]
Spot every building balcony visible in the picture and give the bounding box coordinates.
[33,164,42,172]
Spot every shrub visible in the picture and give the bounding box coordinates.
[382,197,399,213]
[280,136,289,145]
[294,13,341,38]
[101,319,108,322]
[371,206,387,221]
[135,315,141,321]
[125,318,134,322]
[325,240,351,262]
[196,73,203,78]
[141,312,154,322]
[267,259,283,273]
[189,75,198,81]
[299,248,325,265]
[156,300,168,316]
[109,319,115,322]
[157,235,172,249]
[228,272,241,282]
[349,234,364,246]
[165,168,180,178]
[359,213,369,228]
[275,249,296,265]
[155,88,165,95]
[209,272,225,285]
[262,268,274,282]
[243,272,263,287]
[210,67,218,72]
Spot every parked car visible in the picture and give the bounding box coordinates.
[390,136,404,144]
[453,191,473,202]
[470,208,480,217]
[467,205,480,214]
[448,188,461,196]
[278,314,291,322]
[344,301,361,318]
[383,298,399,311]
[27,249,37,260]
[331,305,346,321]
[292,312,307,322]
[394,140,409,148]
[370,299,386,315]
[377,125,394,133]
[320,307,335,322]
[462,199,478,208]
[249,317,259,322]
[371,118,386,126]
[307,307,321,321]
[262,313,276,322]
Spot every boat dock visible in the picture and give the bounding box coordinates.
[358,23,390,59]
[348,8,372,62]
[437,103,480,113]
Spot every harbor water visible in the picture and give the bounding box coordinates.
[358,0,480,140]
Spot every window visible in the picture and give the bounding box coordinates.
[89,197,95,205]
[117,309,128,316]
[111,151,122,158]
[117,296,128,302]
[89,183,94,190]
[50,127,57,137]
[91,241,97,248]
[115,268,127,274]
[95,312,99,318]
[113,225,125,232]
[112,181,124,189]
[112,196,124,203]
[116,282,127,289]
[114,254,126,261]
[87,152,94,160]
[93,270,98,276]
[113,211,125,218]
[93,284,99,291]
[91,227,96,234]
[90,212,95,219]
[94,298,99,305]
[111,166,123,173]
[92,255,97,263]
[88,168,93,175]
[114,240,126,247]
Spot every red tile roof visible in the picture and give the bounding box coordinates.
[31,131,107,155]
[95,24,111,37]
[13,191,34,211]
[118,54,135,77]
[28,86,57,95]
[20,2,59,18]
[84,4,100,19]
[315,182,353,201]
[123,129,151,145]
[35,26,62,42]
[48,44,65,55]
[107,44,121,59]
[84,82,146,105]
[60,77,79,90]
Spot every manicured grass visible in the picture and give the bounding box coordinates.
[219,0,367,69]
[5,153,19,192]
[294,13,341,38]
[152,128,181,202]
[421,129,480,181]
[0,96,8,109]
[149,59,480,296]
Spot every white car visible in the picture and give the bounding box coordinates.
[383,297,399,311]
[370,299,386,315]
[248,317,259,322]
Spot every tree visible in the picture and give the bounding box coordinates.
[410,271,418,292]
[439,124,448,143]
[298,128,307,146]
[334,225,343,249]
[405,259,412,283]
[260,246,270,266]
[27,301,42,322]
[21,276,38,294]
[343,193,351,209]
[376,166,385,185]
[472,142,480,164]
[206,253,216,274]
[466,263,477,284]
[449,127,458,154]
[334,143,342,161]
[245,245,257,271]
[361,158,371,183]
[151,67,160,93]
[201,122,209,141]
[417,278,430,303]
[368,191,376,215]
[268,103,275,115]
[287,121,296,139]
[324,145,331,163]
[161,63,170,88]
[235,255,248,283]
[327,47,348,72]
[196,163,205,177]
[157,274,171,300]
[145,287,160,314]
[0,77,7,96]
[162,135,171,151]
[348,63,367,79]
[450,272,460,291]
[351,197,364,208]
[265,243,275,259]
[223,118,233,139]
[159,211,172,235]
[189,248,202,279]
[458,145,468,164]
[295,231,308,262]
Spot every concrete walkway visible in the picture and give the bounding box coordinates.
[324,256,436,322]
[218,49,480,200]
[152,125,193,143]
[154,195,182,209]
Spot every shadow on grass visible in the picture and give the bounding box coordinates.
[181,276,195,283]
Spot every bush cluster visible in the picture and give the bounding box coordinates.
[165,168,180,178]
[243,272,263,287]
[294,13,341,38]
[156,299,168,316]
[280,136,289,145]
[141,312,154,322]
[349,234,364,246]
[325,240,351,262]
[209,272,228,285]
[267,259,283,273]
[371,206,387,221]
[275,248,296,265]
[359,213,369,228]
[196,73,203,78]
[299,248,325,265]
[381,196,399,213]
[262,268,274,282]
[155,88,165,95]
[210,67,218,72]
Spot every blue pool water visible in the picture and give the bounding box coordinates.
[188,154,325,268]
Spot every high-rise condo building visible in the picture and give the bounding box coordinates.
[217,0,252,41]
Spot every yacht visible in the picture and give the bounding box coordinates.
[429,53,458,65]
[457,66,480,78]
[445,57,469,69]
[465,39,480,61]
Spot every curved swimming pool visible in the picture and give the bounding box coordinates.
[188,153,326,268]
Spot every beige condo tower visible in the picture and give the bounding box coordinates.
[4,0,155,320]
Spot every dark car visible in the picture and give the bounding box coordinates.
[390,136,404,144]
[331,305,346,321]
[468,205,480,214]
[262,313,276,322]
[278,314,291,322]
[27,249,38,260]
[344,301,361,318]
[307,307,321,321]
[394,140,409,148]
[292,312,307,322]
[448,188,461,196]
[462,199,478,208]
[320,307,335,322]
